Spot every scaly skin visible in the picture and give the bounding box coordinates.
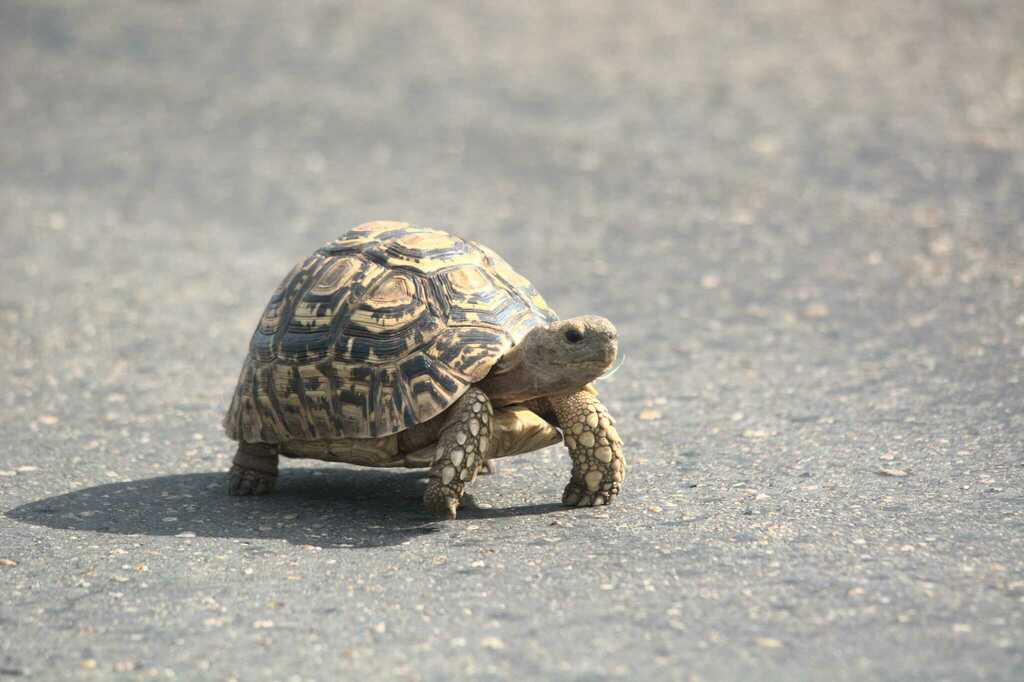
[228,442,279,496]
[549,390,625,506]
[423,387,492,519]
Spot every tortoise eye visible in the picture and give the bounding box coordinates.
[564,327,584,344]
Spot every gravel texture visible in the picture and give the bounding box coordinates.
[1,1,1023,680]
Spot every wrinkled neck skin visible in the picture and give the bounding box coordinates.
[477,340,549,406]
[478,319,615,406]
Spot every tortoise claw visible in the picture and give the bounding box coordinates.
[562,481,618,508]
[423,480,460,520]
[425,496,458,520]
[228,466,277,496]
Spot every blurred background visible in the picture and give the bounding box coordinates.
[1,1,1022,680]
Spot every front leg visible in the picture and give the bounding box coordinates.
[548,390,625,506]
[423,387,493,519]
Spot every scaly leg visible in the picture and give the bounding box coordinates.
[548,390,625,506]
[228,442,279,496]
[423,387,492,519]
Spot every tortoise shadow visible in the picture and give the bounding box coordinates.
[5,467,564,549]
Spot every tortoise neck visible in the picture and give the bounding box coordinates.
[476,341,539,405]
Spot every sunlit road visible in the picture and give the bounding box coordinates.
[1,2,1022,679]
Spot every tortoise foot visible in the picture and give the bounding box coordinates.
[423,479,459,520]
[228,466,277,496]
[480,459,498,475]
[562,480,619,508]
[549,390,625,510]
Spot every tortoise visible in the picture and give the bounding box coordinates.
[223,221,624,518]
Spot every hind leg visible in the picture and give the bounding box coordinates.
[423,387,492,519]
[228,442,279,496]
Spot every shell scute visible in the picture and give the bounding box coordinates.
[425,326,509,383]
[224,221,558,441]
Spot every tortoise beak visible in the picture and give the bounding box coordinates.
[582,316,618,366]
[598,349,626,380]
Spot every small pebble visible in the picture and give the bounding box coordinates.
[700,274,720,289]
[480,636,505,650]
[756,637,783,649]
[802,303,830,318]
[878,468,909,477]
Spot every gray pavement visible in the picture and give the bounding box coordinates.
[2,1,1023,680]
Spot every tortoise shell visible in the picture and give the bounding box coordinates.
[224,221,558,442]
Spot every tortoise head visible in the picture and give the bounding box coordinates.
[479,315,618,404]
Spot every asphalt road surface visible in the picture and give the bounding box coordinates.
[2,2,1023,680]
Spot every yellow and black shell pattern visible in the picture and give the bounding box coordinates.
[224,221,558,443]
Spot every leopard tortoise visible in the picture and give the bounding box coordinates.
[223,221,624,518]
